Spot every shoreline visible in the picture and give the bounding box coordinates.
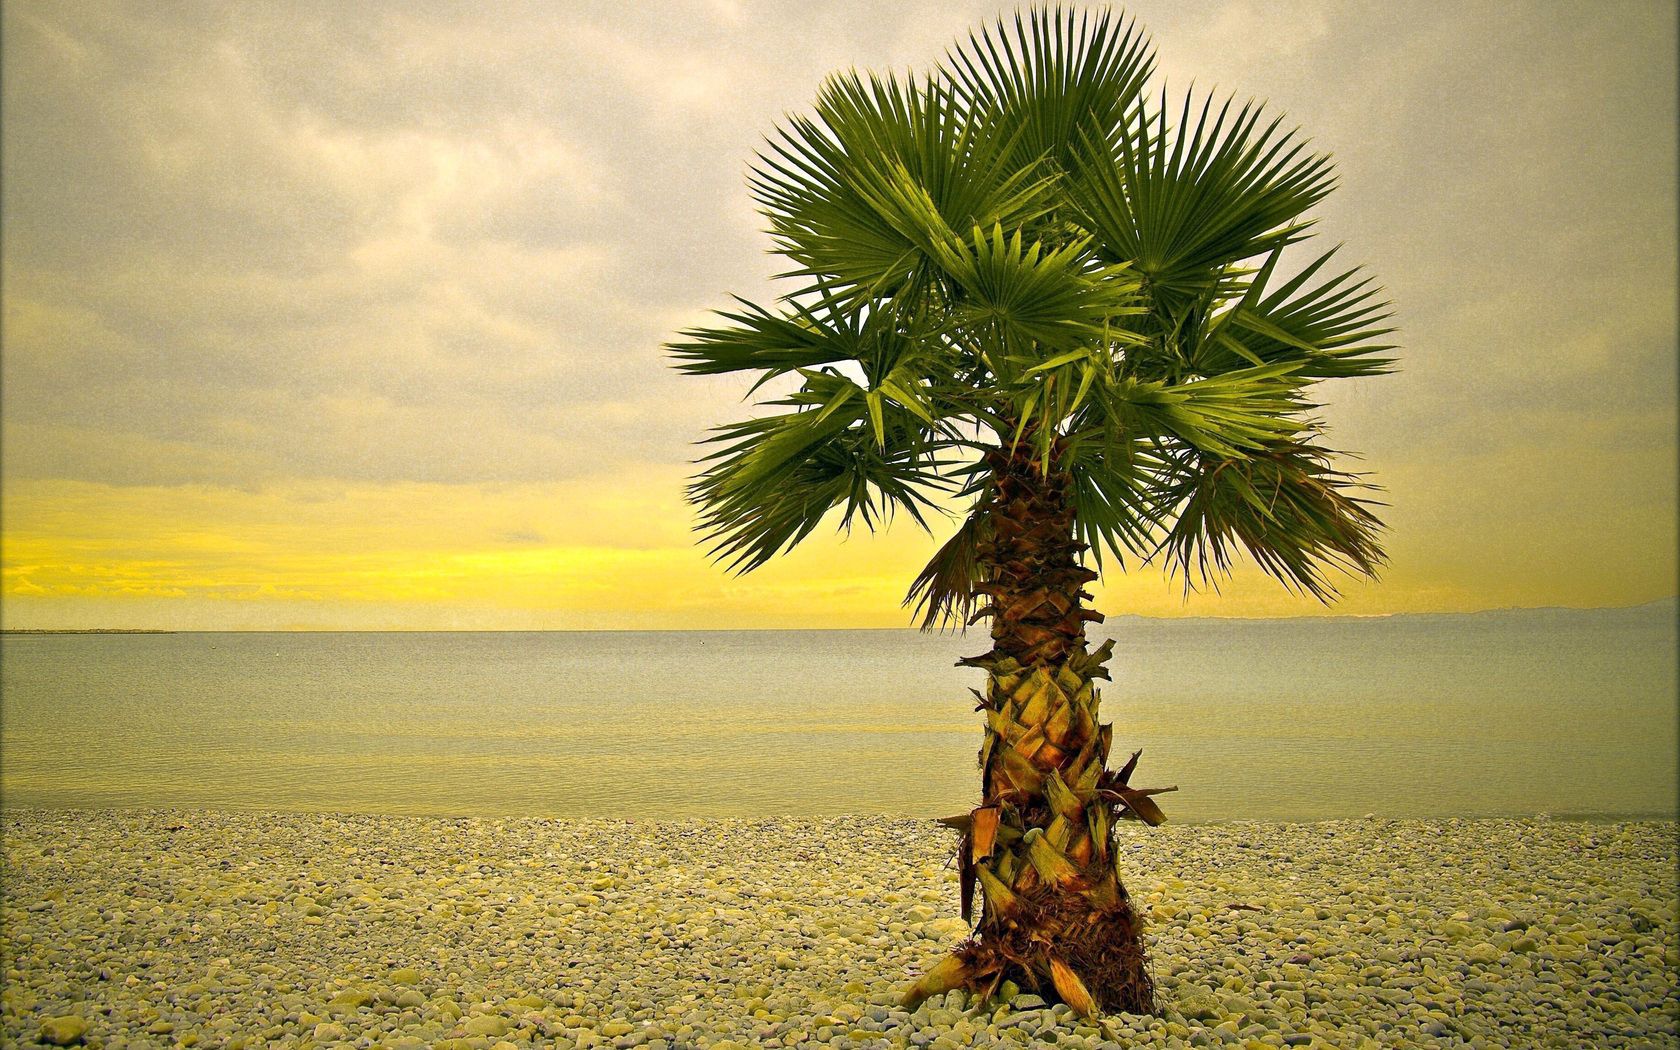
[3,813,1675,1049]
[3,804,1674,826]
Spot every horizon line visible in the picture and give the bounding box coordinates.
[3,595,1674,634]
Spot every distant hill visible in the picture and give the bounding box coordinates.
[0,628,175,635]
[1109,596,1678,627]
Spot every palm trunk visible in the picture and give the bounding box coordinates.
[905,439,1157,1016]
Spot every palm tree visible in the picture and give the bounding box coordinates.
[669,7,1393,1018]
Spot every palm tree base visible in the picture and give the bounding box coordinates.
[902,891,1154,1017]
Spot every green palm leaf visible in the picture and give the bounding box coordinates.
[668,293,867,382]
[1062,435,1169,568]
[942,7,1155,176]
[1193,247,1397,378]
[690,381,949,573]
[1068,89,1336,312]
[752,71,1051,299]
[934,223,1143,358]
[1151,439,1386,600]
[1087,362,1310,458]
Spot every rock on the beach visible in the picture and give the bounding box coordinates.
[1,812,1676,1050]
[39,1015,88,1045]
[924,917,971,940]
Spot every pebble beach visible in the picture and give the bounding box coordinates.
[2,812,1675,1049]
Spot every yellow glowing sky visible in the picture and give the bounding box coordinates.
[2,1,1676,630]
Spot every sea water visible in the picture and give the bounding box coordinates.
[2,602,1673,820]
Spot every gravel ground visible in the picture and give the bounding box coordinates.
[1,812,1675,1049]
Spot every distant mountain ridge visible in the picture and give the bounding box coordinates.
[1108,596,1678,626]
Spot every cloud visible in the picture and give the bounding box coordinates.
[1,0,774,487]
[0,0,1674,626]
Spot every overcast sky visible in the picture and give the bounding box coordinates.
[2,0,1675,629]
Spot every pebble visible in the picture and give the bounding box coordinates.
[39,1015,88,1045]
[2,812,1675,1049]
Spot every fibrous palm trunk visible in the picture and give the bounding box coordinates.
[905,441,1166,1017]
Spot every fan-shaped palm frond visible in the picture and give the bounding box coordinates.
[1062,433,1169,569]
[1189,247,1397,379]
[942,7,1155,175]
[690,374,950,573]
[1068,89,1336,314]
[669,291,872,383]
[1085,361,1311,458]
[752,71,1052,300]
[1151,439,1386,599]
[904,506,993,630]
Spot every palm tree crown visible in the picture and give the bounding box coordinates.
[670,7,1394,623]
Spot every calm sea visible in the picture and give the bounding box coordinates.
[2,603,1674,821]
